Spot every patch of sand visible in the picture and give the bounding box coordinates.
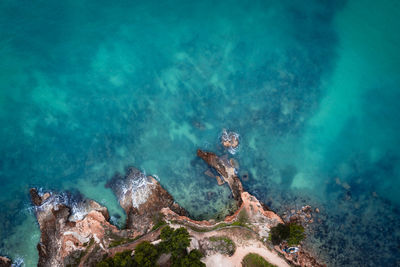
[203,243,289,267]
[181,225,289,267]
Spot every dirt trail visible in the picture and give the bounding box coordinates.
[184,225,290,267]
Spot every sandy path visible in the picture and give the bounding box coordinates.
[107,224,289,267]
[183,225,289,267]
[204,244,289,267]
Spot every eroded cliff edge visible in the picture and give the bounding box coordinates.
[28,149,324,267]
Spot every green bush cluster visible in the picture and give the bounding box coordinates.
[241,253,277,267]
[96,250,134,267]
[96,226,204,267]
[158,226,204,267]
[269,223,305,246]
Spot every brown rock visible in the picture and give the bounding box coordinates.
[197,149,243,206]
[221,130,239,149]
[302,205,312,213]
[290,215,299,223]
[42,193,51,201]
[197,150,228,178]
[0,256,11,267]
[106,167,188,233]
[216,176,225,185]
[229,158,239,169]
[315,208,320,213]
[30,188,43,206]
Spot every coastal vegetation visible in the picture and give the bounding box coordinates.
[96,226,205,267]
[96,250,134,267]
[269,223,305,246]
[241,253,277,267]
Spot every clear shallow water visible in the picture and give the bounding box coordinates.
[0,0,399,266]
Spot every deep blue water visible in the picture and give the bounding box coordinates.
[1,0,400,266]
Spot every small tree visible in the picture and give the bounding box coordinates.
[287,224,305,246]
[160,225,174,241]
[174,249,205,267]
[269,223,305,246]
[96,250,135,267]
[134,241,158,267]
[159,226,190,257]
[269,223,290,245]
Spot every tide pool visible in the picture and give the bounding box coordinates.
[0,0,399,266]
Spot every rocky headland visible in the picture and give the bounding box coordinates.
[13,147,324,266]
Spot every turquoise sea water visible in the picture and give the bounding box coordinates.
[1,0,400,266]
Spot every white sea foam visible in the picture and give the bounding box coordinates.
[221,129,240,154]
[128,172,155,208]
[33,191,92,222]
[152,174,160,182]
[11,257,24,267]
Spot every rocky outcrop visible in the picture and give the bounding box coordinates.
[276,244,326,267]
[29,149,323,267]
[197,149,243,206]
[106,167,187,235]
[162,150,283,235]
[0,256,11,267]
[30,168,187,266]
[196,149,324,267]
[30,189,131,267]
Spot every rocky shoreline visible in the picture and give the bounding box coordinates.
[5,147,324,266]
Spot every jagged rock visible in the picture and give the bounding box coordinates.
[106,167,187,234]
[28,149,323,267]
[0,256,11,267]
[197,150,229,178]
[302,205,312,213]
[42,192,51,201]
[30,188,122,267]
[30,188,43,206]
[197,149,243,206]
[229,158,239,169]
[221,129,239,153]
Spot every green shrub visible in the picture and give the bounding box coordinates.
[160,226,190,258]
[134,241,159,267]
[172,249,205,267]
[287,224,305,246]
[241,253,276,267]
[269,223,305,246]
[269,223,289,245]
[96,250,135,267]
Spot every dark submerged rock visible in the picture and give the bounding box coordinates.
[0,256,11,267]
